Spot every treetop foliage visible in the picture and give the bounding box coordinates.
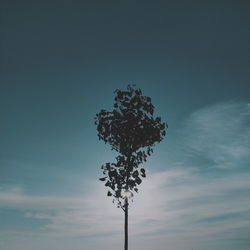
[95,84,167,209]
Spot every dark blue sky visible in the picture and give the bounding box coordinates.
[0,1,249,250]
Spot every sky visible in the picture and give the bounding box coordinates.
[0,0,249,250]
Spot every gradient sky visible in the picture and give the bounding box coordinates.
[0,0,249,250]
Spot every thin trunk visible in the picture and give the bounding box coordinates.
[124,197,128,250]
[124,155,130,250]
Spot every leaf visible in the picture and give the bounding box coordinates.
[108,170,117,178]
[107,191,112,196]
[105,181,110,187]
[135,177,142,185]
[140,168,145,174]
[132,170,139,178]
[115,190,121,198]
[156,117,161,122]
[128,179,136,188]
[99,177,106,181]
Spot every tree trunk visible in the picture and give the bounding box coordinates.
[124,197,128,250]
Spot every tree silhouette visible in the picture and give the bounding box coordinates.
[95,84,167,250]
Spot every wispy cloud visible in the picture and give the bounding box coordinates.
[1,101,249,250]
[182,101,250,170]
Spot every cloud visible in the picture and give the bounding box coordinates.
[176,101,249,171]
[1,168,249,243]
[0,187,87,210]
[1,101,250,250]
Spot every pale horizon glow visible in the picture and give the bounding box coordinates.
[1,101,249,250]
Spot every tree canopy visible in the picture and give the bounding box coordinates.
[95,84,167,209]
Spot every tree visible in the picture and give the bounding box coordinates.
[95,84,167,250]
